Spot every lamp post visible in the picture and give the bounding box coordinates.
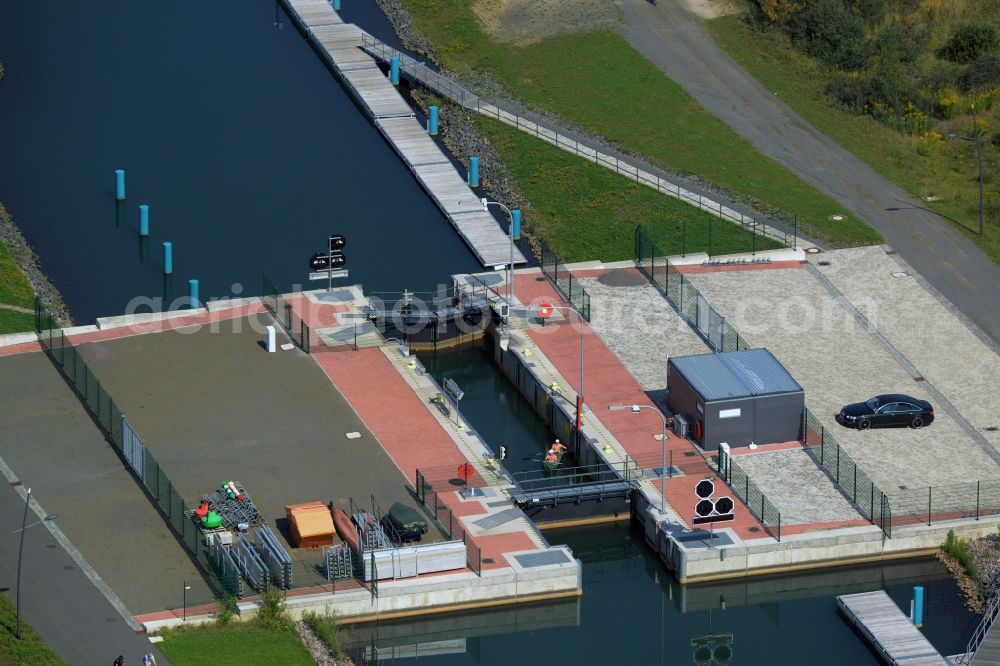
[538,303,586,442]
[948,104,985,236]
[481,199,516,310]
[11,488,58,640]
[610,404,668,514]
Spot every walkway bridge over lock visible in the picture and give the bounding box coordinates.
[508,461,640,523]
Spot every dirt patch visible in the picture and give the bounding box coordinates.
[677,0,740,20]
[472,0,623,45]
[597,268,647,287]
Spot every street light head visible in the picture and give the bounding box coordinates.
[631,404,641,413]
[481,197,489,212]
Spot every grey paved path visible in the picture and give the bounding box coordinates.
[0,482,168,665]
[620,0,1000,345]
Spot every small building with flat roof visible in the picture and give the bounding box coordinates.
[666,349,803,451]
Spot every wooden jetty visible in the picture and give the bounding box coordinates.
[281,0,526,269]
[837,591,948,666]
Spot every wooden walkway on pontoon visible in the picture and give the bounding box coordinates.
[281,0,526,268]
[837,591,948,666]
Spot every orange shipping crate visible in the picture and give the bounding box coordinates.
[285,501,335,548]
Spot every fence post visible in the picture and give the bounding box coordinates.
[853,465,857,502]
[927,487,932,526]
[977,481,981,520]
[836,440,840,483]
[745,475,749,502]
[820,424,825,466]
[870,481,875,521]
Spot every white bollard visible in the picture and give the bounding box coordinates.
[266,325,276,353]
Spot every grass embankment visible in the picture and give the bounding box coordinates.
[474,114,780,261]
[707,14,1000,261]
[0,234,37,335]
[399,0,880,248]
[0,593,65,665]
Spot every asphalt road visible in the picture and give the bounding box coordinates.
[620,0,1000,344]
[0,482,168,665]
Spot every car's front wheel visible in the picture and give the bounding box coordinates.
[858,420,871,430]
[911,417,924,429]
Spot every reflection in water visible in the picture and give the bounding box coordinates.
[345,523,978,665]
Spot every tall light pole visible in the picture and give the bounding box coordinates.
[11,488,58,640]
[481,199,516,309]
[948,104,985,236]
[538,303,586,443]
[610,404,668,514]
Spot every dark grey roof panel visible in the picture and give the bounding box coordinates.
[668,349,802,400]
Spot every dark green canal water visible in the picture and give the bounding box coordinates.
[0,0,480,323]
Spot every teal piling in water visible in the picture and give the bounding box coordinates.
[390,56,400,85]
[115,169,125,200]
[428,105,439,135]
[512,209,521,241]
[469,156,480,187]
[913,586,924,626]
[333,0,341,10]
[139,204,149,236]
[189,279,199,309]
[163,242,173,274]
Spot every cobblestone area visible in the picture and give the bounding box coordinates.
[817,247,1000,452]
[733,449,864,525]
[580,275,709,391]
[685,267,1000,490]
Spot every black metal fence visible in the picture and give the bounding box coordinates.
[415,469,482,576]
[635,226,750,353]
[888,480,1000,528]
[539,237,591,322]
[801,409,892,538]
[34,299,235,596]
[716,449,781,541]
[262,272,311,352]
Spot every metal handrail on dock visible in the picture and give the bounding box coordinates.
[956,589,1000,664]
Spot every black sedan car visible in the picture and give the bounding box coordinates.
[837,394,934,430]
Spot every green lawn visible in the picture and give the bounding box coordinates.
[400,0,881,248]
[0,593,65,665]
[474,114,781,261]
[706,16,1000,262]
[0,239,35,310]
[159,624,313,666]
[0,308,34,335]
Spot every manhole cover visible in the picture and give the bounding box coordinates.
[805,247,821,254]
[818,261,831,266]
[684,451,697,457]
[748,526,761,533]
[891,271,910,278]
[899,485,908,490]
[535,277,546,282]
[482,558,495,564]
[987,427,999,432]
[830,214,845,221]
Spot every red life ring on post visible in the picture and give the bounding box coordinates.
[694,420,703,441]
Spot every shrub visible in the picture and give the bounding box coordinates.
[216,595,239,626]
[255,585,291,631]
[788,0,869,70]
[962,53,1000,92]
[303,609,348,659]
[943,529,978,579]
[872,23,924,66]
[939,24,998,64]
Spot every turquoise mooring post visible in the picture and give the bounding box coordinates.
[163,242,173,274]
[428,105,439,136]
[115,169,125,200]
[469,156,480,187]
[139,205,149,237]
[913,586,924,626]
[189,279,199,309]
[390,56,400,86]
[512,209,522,241]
